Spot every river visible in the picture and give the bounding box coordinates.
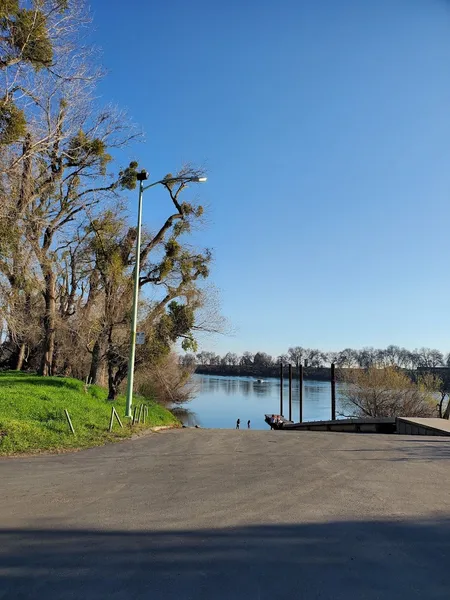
[172,374,345,429]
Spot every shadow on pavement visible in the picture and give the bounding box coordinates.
[1,518,449,599]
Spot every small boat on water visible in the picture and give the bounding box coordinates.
[256,379,265,383]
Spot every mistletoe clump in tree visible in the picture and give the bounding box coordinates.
[0,1,70,144]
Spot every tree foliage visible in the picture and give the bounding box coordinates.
[0,1,216,403]
[0,97,26,143]
[0,1,61,70]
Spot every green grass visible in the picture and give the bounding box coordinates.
[0,371,179,455]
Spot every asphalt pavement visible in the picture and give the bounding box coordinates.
[1,428,450,599]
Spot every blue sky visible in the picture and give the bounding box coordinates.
[91,0,450,356]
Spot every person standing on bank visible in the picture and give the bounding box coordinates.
[236,419,240,430]
[247,420,251,429]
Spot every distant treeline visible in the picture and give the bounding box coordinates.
[195,363,450,383]
[180,345,450,372]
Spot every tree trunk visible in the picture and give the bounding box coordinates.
[107,362,128,401]
[16,343,26,371]
[14,295,31,371]
[107,363,119,400]
[97,360,107,387]
[444,398,450,420]
[89,339,103,384]
[39,271,56,376]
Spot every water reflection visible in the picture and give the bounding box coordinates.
[174,375,344,430]
[198,376,263,397]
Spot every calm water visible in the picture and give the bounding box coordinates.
[172,374,345,430]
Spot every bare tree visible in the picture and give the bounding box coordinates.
[221,352,239,366]
[340,367,437,418]
[240,351,254,366]
[180,353,196,368]
[356,347,379,369]
[275,354,290,365]
[196,351,210,365]
[335,348,359,368]
[415,348,444,368]
[253,352,273,367]
[137,352,198,406]
[288,346,305,368]
[303,348,325,368]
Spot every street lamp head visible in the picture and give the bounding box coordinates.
[136,170,149,181]
[192,176,207,182]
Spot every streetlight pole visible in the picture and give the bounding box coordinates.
[124,172,146,418]
[124,170,207,418]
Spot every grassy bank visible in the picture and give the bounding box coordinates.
[0,371,179,455]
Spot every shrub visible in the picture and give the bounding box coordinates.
[339,367,438,418]
[136,352,198,406]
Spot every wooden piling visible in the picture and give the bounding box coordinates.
[64,409,75,435]
[280,363,283,416]
[288,364,293,422]
[299,364,303,423]
[109,406,115,432]
[113,407,123,428]
[331,363,336,421]
[109,406,124,432]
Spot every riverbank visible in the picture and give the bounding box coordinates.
[0,371,179,455]
[196,365,450,385]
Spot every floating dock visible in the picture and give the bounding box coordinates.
[265,415,450,436]
[274,417,395,434]
[396,417,450,436]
